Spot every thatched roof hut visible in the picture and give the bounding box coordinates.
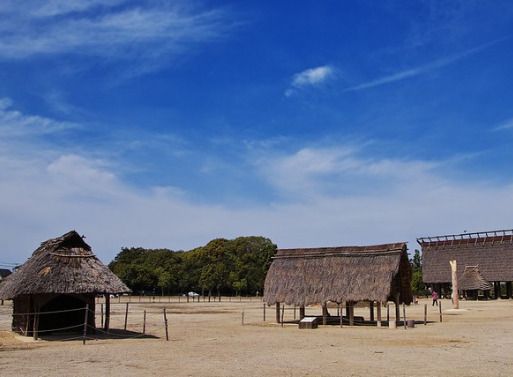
[459,266,492,291]
[263,243,412,307]
[419,229,513,285]
[0,230,130,336]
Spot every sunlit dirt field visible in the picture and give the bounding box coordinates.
[1,296,513,377]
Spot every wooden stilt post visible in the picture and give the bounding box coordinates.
[424,304,427,325]
[349,302,354,326]
[439,300,443,323]
[263,303,266,322]
[377,302,382,327]
[386,302,390,324]
[143,310,146,334]
[124,302,129,331]
[299,306,305,320]
[339,303,343,328]
[369,301,375,322]
[82,304,89,345]
[275,303,281,323]
[507,282,513,299]
[104,294,110,332]
[395,294,400,325]
[281,304,285,327]
[322,303,328,325]
[241,309,245,326]
[294,305,296,321]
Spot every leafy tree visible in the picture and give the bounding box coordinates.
[410,249,427,296]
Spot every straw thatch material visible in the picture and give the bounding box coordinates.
[0,230,130,300]
[459,266,492,291]
[419,230,513,284]
[263,243,412,306]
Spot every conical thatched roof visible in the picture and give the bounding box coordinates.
[0,231,130,300]
[263,243,412,306]
[459,265,492,291]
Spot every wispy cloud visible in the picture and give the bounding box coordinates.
[285,65,335,96]
[255,146,437,198]
[0,1,232,74]
[346,37,509,92]
[494,117,513,131]
[0,97,77,137]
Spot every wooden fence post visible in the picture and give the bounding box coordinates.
[163,308,169,341]
[32,310,38,341]
[124,302,129,331]
[82,304,89,345]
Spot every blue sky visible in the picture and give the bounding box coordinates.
[1,1,513,264]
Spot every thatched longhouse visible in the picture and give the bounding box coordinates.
[264,243,412,324]
[419,229,513,298]
[0,230,130,336]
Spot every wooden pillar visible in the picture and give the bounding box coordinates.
[395,294,400,325]
[322,303,328,325]
[104,294,110,331]
[449,260,459,309]
[494,282,500,299]
[275,303,281,323]
[507,282,512,299]
[376,302,382,327]
[349,303,354,326]
[299,306,305,320]
[369,301,375,322]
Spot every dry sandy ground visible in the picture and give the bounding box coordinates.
[1,297,513,377]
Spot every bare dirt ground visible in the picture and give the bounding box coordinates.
[1,297,513,377]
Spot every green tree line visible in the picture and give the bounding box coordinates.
[109,236,277,297]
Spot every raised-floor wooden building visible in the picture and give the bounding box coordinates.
[419,229,513,299]
[0,230,130,336]
[263,243,412,325]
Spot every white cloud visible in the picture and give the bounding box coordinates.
[255,146,437,198]
[0,1,231,73]
[0,97,77,137]
[285,65,335,96]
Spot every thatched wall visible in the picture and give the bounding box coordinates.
[12,294,95,335]
[420,232,513,284]
[264,243,412,306]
